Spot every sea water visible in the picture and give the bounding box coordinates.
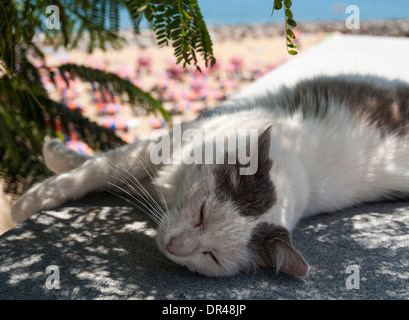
[120,0,409,29]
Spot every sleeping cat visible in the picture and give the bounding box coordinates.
[11,75,409,278]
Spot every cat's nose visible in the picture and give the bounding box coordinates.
[166,237,177,255]
[166,233,199,257]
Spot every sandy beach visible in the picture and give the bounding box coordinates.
[39,20,409,144]
[42,20,409,143]
[43,25,328,143]
[1,20,409,235]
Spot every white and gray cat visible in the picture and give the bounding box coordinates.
[11,74,409,278]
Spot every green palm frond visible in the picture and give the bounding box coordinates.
[124,0,215,69]
[0,0,216,195]
[56,63,170,121]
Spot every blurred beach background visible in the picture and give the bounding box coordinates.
[1,0,409,234]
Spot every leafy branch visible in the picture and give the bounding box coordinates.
[139,0,216,70]
[272,0,298,55]
[57,63,170,121]
[0,0,214,195]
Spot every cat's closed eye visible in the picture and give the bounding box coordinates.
[195,201,206,228]
[203,251,220,266]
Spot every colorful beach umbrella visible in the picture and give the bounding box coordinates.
[219,78,238,90]
[64,100,84,113]
[132,79,146,89]
[189,76,207,92]
[185,90,198,101]
[65,130,94,155]
[119,132,136,144]
[66,140,94,155]
[169,87,185,101]
[62,87,76,100]
[137,53,152,73]
[230,55,244,73]
[167,62,184,81]
[190,102,205,113]
[201,88,223,101]
[150,118,166,129]
[116,65,137,80]
[100,116,128,130]
[175,100,192,112]
[100,102,121,114]
[93,90,103,102]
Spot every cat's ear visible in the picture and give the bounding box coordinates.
[261,237,310,277]
[255,125,273,174]
[232,125,273,176]
[249,222,309,277]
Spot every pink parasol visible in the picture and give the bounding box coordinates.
[64,101,84,112]
[219,78,238,90]
[100,102,121,114]
[119,132,137,144]
[167,62,184,81]
[100,116,128,130]
[201,88,223,101]
[66,140,94,155]
[292,29,301,39]
[189,76,207,93]
[61,87,76,100]
[150,118,166,129]
[185,90,198,101]
[65,131,94,155]
[190,102,204,113]
[132,79,146,89]
[175,100,191,111]
[137,53,152,73]
[230,55,244,73]
[169,87,185,101]
[54,74,67,92]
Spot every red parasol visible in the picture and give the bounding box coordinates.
[100,102,121,114]
[100,116,128,130]
[65,130,94,155]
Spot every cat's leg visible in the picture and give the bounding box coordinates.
[43,138,91,174]
[11,139,161,224]
[11,154,114,223]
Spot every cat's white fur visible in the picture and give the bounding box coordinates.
[11,75,409,277]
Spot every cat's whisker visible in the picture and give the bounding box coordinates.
[120,169,166,220]
[101,190,178,267]
[115,153,171,224]
[106,160,163,211]
[105,180,162,226]
[110,170,165,221]
[107,159,167,222]
[102,187,160,225]
[133,154,170,218]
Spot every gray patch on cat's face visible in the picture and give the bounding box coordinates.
[214,127,276,217]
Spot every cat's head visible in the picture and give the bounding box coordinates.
[155,127,309,277]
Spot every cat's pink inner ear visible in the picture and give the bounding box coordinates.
[250,222,309,277]
[271,238,310,277]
